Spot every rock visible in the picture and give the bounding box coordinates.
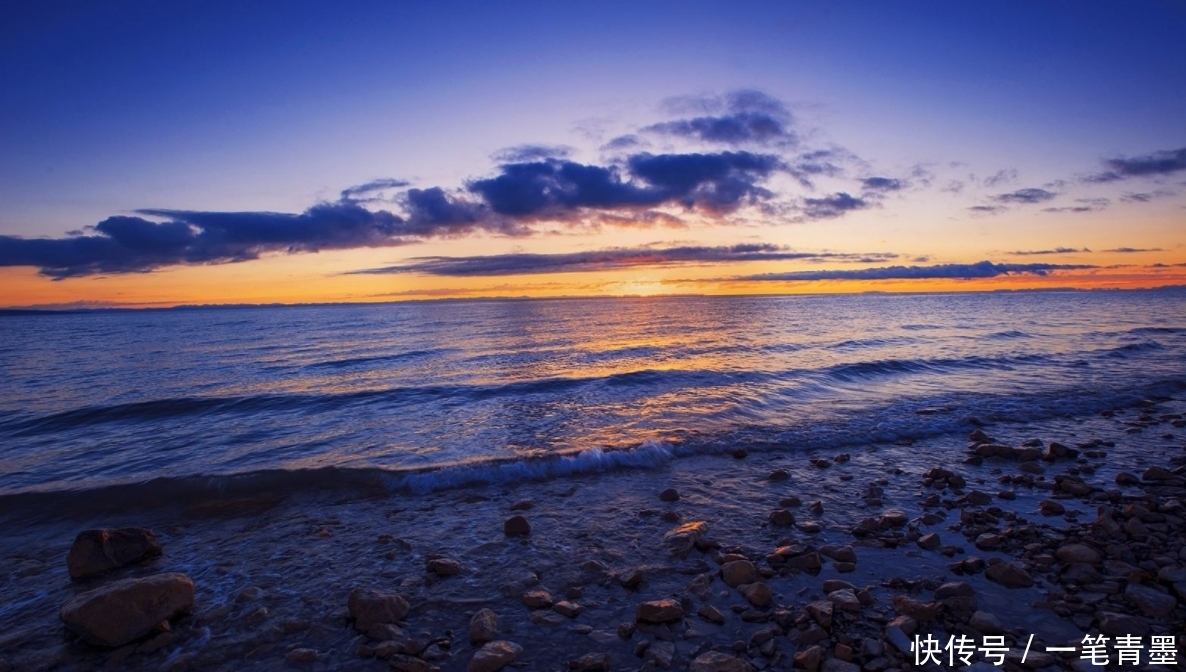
[934,582,975,600]
[827,589,861,612]
[1097,611,1151,637]
[1018,461,1044,474]
[637,598,684,624]
[891,595,936,621]
[1039,500,1065,516]
[1143,466,1174,481]
[732,448,748,459]
[974,533,1003,550]
[659,488,680,502]
[768,469,790,481]
[521,589,553,609]
[644,641,675,669]
[530,609,565,627]
[806,601,833,628]
[390,655,433,672]
[59,572,194,647]
[510,500,533,511]
[470,608,499,644]
[739,582,772,608]
[1123,584,1176,617]
[821,660,859,672]
[467,641,522,672]
[966,491,992,505]
[917,533,941,550]
[1116,472,1140,485]
[286,648,317,664]
[619,568,644,589]
[878,510,908,528]
[426,557,463,577]
[985,562,1033,588]
[698,604,726,624]
[663,521,708,558]
[504,515,531,536]
[553,600,582,618]
[1055,544,1101,565]
[794,645,824,672]
[66,528,163,580]
[969,611,1003,634]
[571,652,611,671]
[820,545,857,563]
[689,651,753,672]
[720,560,758,588]
[348,587,410,633]
[768,509,795,527]
[822,579,856,593]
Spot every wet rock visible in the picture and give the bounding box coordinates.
[530,609,566,627]
[637,599,684,624]
[985,562,1034,588]
[822,579,855,593]
[916,533,941,550]
[348,587,410,633]
[510,500,533,511]
[659,488,680,502]
[794,645,823,672]
[644,641,675,669]
[821,660,859,672]
[521,589,553,609]
[619,568,644,589]
[768,509,795,527]
[1055,544,1101,565]
[974,533,1003,551]
[828,589,861,612]
[806,601,833,628]
[504,515,531,536]
[467,641,522,672]
[1039,500,1065,516]
[969,611,1002,634]
[1143,466,1174,481]
[820,545,857,563]
[59,572,195,647]
[1096,611,1151,637]
[878,510,908,528]
[66,528,163,580]
[732,448,748,459]
[426,557,463,577]
[698,604,726,624]
[768,469,790,482]
[571,652,611,671]
[469,608,499,645]
[891,595,936,621]
[689,651,753,672]
[286,648,318,664]
[663,521,708,558]
[966,490,992,505]
[554,600,583,618]
[390,655,433,672]
[1123,584,1176,617]
[720,560,758,588]
[740,582,773,608]
[1116,472,1140,485]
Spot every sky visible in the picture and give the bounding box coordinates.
[1,0,1184,307]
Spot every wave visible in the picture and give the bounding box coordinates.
[303,349,447,370]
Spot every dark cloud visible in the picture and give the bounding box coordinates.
[1041,206,1094,213]
[739,261,1096,282]
[1,203,418,279]
[1104,247,1163,253]
[339,178,410,202]
[490,144,572,163]
[468,152,783,219]
[992,188,1058,204]
[1007,247,1089,255]
[399,188,508,236]
[1088,147,1186,182]
[348,244,898,277]
[801,192,868,220]
[861,177,903,192]
[601,135,642,151]
[1119,189,1176,203]
[983,169,1018,187]
[645,89,795,146]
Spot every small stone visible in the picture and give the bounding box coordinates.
[768,509,795,527]
[663,521,708,558]
[878,510,908,528]
[1123,583,1176,617]
[806,601,833,628]
[698,604,726,624]
[1116,472,1139,485]
[969,611,1002,634]
[571,652,611,671]
[645,641,675,669]
[504,515,531,536]
[390,655,433,672]
[659,488,680,502]
[510,500,533,511]
[1055,544,1101,565]
[469,608,499,645]
[821,659,859,672]
[768,469,790,481]
[1097,611,1151,637]
[794,645,823,672]
[637,599,684,624]
[732,448,748,459]
[1039,500,1065,516]
[1143,466,1174,481]
[467,641,522,672]
[619,568,644,589]
[828,589,861,612]
[553,600,582,618]
[529,609,566,627]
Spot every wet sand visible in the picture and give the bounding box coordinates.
[2,396,1184,671]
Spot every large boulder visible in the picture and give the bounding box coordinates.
[59,572,194,647]
[347,587,410,633]
[67,528,162,580]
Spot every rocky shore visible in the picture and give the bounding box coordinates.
[1,396,1184,671]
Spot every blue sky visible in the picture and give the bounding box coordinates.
[1,1,1184,304]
